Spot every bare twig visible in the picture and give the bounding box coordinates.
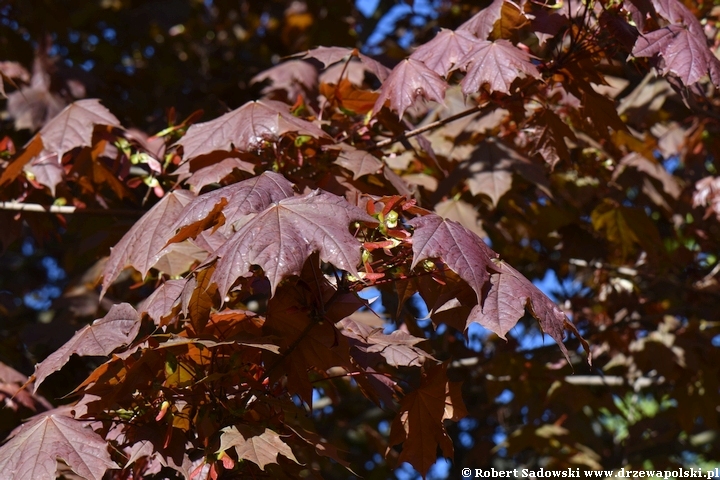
[374,103,490,149]
[0,201,142,216]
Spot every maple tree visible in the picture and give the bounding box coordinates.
[1,0,720,478]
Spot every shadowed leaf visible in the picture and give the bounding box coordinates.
[218,425,299,471]
[33,303,140,392]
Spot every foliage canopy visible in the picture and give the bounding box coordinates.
[1,0,720,478]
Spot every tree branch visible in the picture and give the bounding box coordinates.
[374,103,490,149]
[0,201,143,216]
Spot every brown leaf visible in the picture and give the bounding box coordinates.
[387,364,456,477]
[633,24,720,86]
[138,279,186,325]
[168,197,227,245]
[184,157,256,191]
[434,198,486,237]
[25,151,62,196]
[0,135,44,187]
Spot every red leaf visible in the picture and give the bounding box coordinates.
[184,157,256,191]
[138,279,186,325]
[476,260,588,362]
[251,59,318,100]
[101,190,195,297]
[25,151,62,196]
[372,58,448,119]
[177,100,330,161]
[457,39,540,94]
[0,408,117,480]
[633,24,720,86]
[301,46,391,82]
[33,303,140,392]
[171,171,295,240]
[409,28,478,77]
[334,146,384,180]
[37,99,120,160]
[211,189,375,296]
[457,0,505,40]
[408,214,498,304]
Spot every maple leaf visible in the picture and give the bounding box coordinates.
[649,0,704,34]
[218,425,299,470]
[138,279,186,325]
[387,364,460,477]
[37,98,120,160]
[456,39,540,95]
[408,214,498,305]
[177,99,330,161]
[409,28,477,77]
[434,198,486,237]
[25,151,62,196]
[7,86,66,132]
[0,61,29,98]
[372,58,448,119]
[183,157,255,191]
[0,407,117,480]
[170,171,296,240]
[251,59,318,100]
[528,108,577,168]
[100,190,195,297]
[633,24,720,86]
[334,146,384,180]
[477,260,587,362]
[301,46,391,82]
[211,189,375,296]
[32,303,140,392]
[613,152,681,199]
[339,318,431,367]
[440,139,549,207]
[457,0,505,40]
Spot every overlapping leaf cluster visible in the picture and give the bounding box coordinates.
[1,0,720,478]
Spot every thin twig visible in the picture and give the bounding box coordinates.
[374,103,489,149]
[0,201,143,216]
